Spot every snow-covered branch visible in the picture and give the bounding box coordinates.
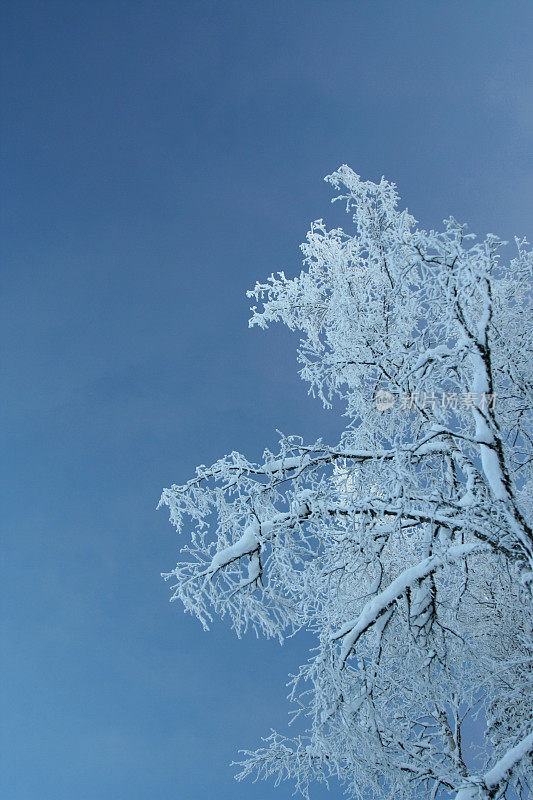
[333,541,490,667]
[454,731,533,799]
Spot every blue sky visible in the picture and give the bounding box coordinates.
[2,2,532,798]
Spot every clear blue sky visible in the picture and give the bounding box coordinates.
[2,2,532,798]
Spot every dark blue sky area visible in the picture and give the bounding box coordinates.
[2,2,532,798]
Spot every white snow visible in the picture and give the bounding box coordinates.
[207,524,259,576]
[335,542,488,665]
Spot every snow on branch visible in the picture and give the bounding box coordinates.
[333,541,490,667]
[454,731,533,799]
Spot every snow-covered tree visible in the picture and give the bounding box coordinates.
[159,167,533,799]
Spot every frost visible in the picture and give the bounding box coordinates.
[160,168,533,799]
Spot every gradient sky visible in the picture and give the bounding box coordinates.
[2,2,532,798]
